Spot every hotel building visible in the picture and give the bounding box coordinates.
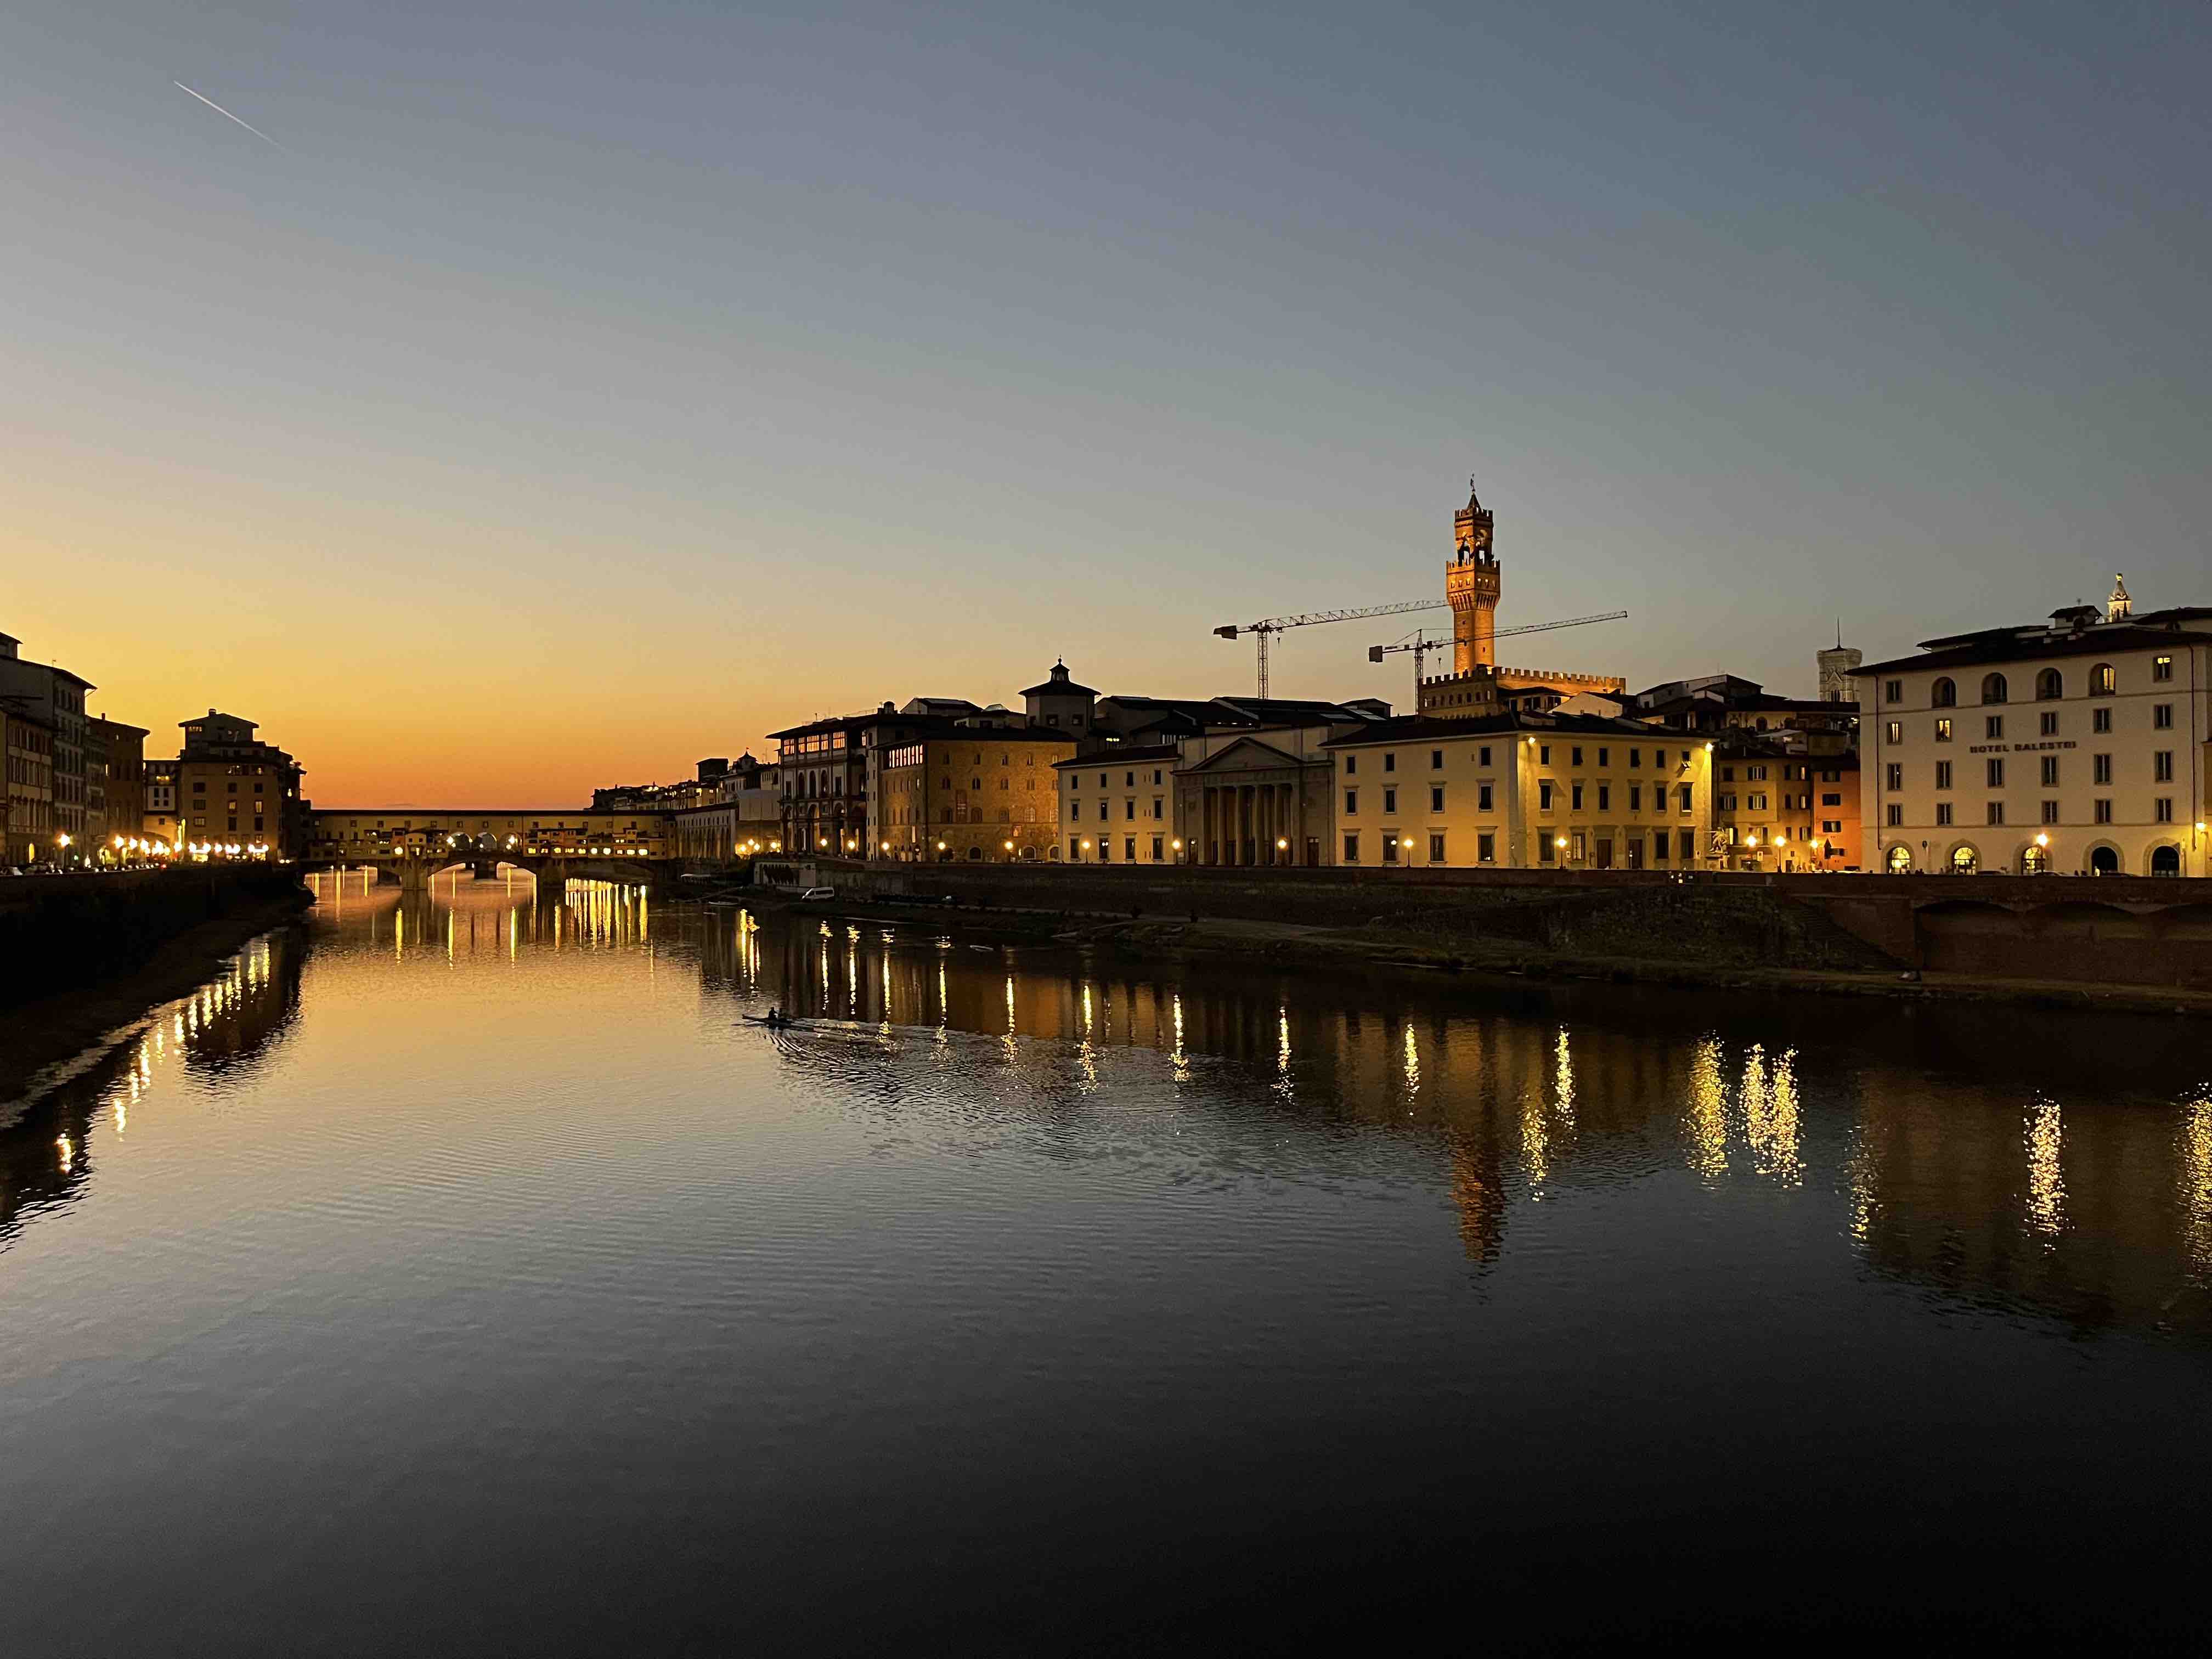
[1860,580,2208,876]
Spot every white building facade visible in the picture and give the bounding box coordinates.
[1860,585,2209,876]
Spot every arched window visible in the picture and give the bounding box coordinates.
[2151,845,2180,877]
[2021,843,2049,876]
[2090,845,2119,875]
[1931,678,1956,707]
[1950,844,1978,874]
[1981,673,2007,704]
[1887,844,1913,873]
[2089,663,2115,697]
[2036,668,2062,701]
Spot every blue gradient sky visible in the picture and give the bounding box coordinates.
[7,2,2208,802]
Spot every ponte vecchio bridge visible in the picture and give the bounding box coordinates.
[303,808,684,894]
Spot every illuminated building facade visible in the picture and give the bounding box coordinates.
[1054,744,1184,863]
[176,710,308,859]
[1862,586,2210,875]
[878,720,1075,862]
[1326,712,1713,868]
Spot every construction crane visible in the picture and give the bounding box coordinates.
[1214,599,1446,697]
[1366,609,1630,696]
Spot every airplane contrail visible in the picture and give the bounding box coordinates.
[173,81,286,150]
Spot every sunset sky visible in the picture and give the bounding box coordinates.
[8,2,2209,805]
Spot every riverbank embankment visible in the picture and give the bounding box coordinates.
[0,868,312,1100]
[754,862,2212,1014]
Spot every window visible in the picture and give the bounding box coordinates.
[1886,803,1903,827]
[1571,785,1584,811]
[2090,663,2115,696]
[1886,762,1903,791]
[1479,747,1492,766]
[1679,831,1696,862]
[1721,765,1735,782]
[1597,785,1610,811]
[2038,799,2057,823]
[1068,800,1081,822]
[1539,782,1554,810]
[1125,837,1136,862]
[1936,761,1952,790]
[2155,798,2174,823]
[1477,832,1495,863]
[1628,749,1642,768]
[1986,802,2005,825]
[1678,785,1693,814]
[2040,755,2059,787]
[1571,747,1584,766]
[1936,803,1953,826]
[1885,721,1902,744]
[1430,786,1444,812]
[1383,788,1397,814]
[1430,749,1444,770]
[1539,745,1551,765]
[2040,712,2059,736]
[1098,801,1108,821]
[1344,789,1358,815]
[1429,833,1446,862]
[1985,716,2004,740]
[2093,707,2111,734]
[1932,678,1956,707]
[1384,753,1396,773]
[2094,799,2112,824]
[1982,673,2007,704]
[1346,755,1357,775]
[2154,703,2173,729]
[2153,654,2173,682]
[1935,718,1953,742]
[1884,678,1903,703]
[1343,833,1359,862]
[1539,835,1555,864]
[2036,668,2063,700]
[1571,832,1587,862]
[2155,751,2174,783]
[1125,799,1135,820]
[2093,754,2112,786]
[1821,820,1843,834]
[1153,770,1163,786]
[1653,832,1671,861]
[1629,785,1642,811]
[1382,833,1400,865]
[1985,758,2004,788]
[1821,792,1842,806]
[1151,836,1164,860]
[1478,784,1494,811]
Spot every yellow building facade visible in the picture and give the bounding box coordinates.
[877,726,1074,862]
[1327,714,1714,869]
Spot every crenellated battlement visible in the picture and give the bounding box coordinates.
[1496,667,1628,693]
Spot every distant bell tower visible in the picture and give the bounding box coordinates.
[2107,572,2132,622]
[1446,477,1500,674]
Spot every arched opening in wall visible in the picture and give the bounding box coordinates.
[1886,844,1914,874]
[1949,844,1979,874]
[2150,844,2180,877]
[2089,845,2120,876]
[1982,672,2008,704]
[2020,843,2049,876]
[966,845,983,861]
[2089,663,2115,697]
[1049,846,1062,860]
[2036,668,2063,701]
[1932,677,1956,707]
[1020,845,1037,860]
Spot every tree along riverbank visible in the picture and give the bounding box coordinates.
[0,875,312,1108]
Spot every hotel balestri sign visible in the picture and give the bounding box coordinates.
[1968,739,2078,754]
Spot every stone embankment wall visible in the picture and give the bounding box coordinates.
[831,864,2212,988]
[0,868,308,1006]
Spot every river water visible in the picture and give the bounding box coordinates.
[3,870,2208,1649]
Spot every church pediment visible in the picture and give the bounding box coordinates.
[1179,737,1312,775]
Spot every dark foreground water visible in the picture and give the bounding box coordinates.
[3,871,2208,1651]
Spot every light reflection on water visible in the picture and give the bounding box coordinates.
[2,874,2209,1647]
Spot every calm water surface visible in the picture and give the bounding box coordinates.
[3,870,2208,1650]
